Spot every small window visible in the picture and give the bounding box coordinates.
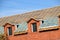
[8,27,12,35]
[17,25,19,28]
[42,20,44,24]
[32,23,37,32]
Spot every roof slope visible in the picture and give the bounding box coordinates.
[0,6,60,26]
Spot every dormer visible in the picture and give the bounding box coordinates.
[27,18,40,33]
[4,23,15,36]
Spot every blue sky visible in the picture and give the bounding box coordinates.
[0,0,60,17]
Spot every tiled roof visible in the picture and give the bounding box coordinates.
[0,27,4,34]
[14,22,28,32]
[0,6,60,26]
[40,17,58,27]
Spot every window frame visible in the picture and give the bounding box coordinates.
[8,27,12,36]
[31,23,37,32]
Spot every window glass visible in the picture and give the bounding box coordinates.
[8,27,12,35]
[32,23,37,32]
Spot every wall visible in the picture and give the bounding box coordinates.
[8,28,60,40]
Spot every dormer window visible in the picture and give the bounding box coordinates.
[32,23,37,32]
[8,27,12,35]
[27,18,40,33]
[4,23,15,36]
